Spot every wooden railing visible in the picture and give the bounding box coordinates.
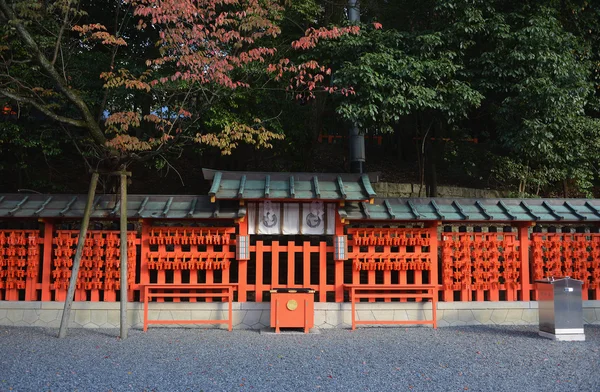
[1,223,599,302]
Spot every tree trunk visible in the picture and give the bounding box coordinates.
[426,149,438,197]
[58,172,99,338]
[119,171,129,339]
[425,121,442,197]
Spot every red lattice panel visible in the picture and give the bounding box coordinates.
[531,233,600,300]
[441,231,520,301]
[0,230,41,300]
[52,230,137,301]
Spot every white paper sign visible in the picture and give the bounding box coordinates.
[257,201,280,235]
[302,201,325,235]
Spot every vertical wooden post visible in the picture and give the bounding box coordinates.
[119,171,129,340]
[140,220,150,286]
[428,222,440,310]
[319,241,327,302]
[287,245,295,288]
[414,232,423,286]
[237,217,248,302]
[440,229,453,302]
[303,241,311,288]
[24,230,39,301]
[271,241,280,289]
[255,241,264,302]
[58,172,98,338]
[335,210,345,302]
[41,221,54,301]
[427,222,439,286]
[519,224,531,301]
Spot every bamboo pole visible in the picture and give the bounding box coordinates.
[58,172,99,338]
[120,171,128,339]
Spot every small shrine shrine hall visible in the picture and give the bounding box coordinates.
[0,169,599,330]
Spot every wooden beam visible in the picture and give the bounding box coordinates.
[337,176,347,199]
[452,201,469,220]
[430,200,445,220]
[498,200,517,220]
[208,172,222,200]
[187,198,198,217]
[136,196,149,217]
[264,175,271,198]
[289,176,295,198]
[407,200,422,219]
[162,197,173,217]
[33,196,52,216]
[360,174,377,198]
[312,176,321,198]
[564,201,586,220]
[542,201,564,220]
[360,202,371,219]
[8,196,29,216]
[520,201,540,220]
[584,201,600,217]
[475,201,493,220]
[59,196,77,216]
[237,175,247,198]
[92,196,101,211]
[110,200,121,217]
[384,200,396,219]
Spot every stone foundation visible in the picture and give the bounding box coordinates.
[1,301,599,330]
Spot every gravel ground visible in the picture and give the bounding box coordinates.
[0,325,598,392]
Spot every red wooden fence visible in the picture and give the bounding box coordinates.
[1,223,599,302]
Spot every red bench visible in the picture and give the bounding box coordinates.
[344,284,438,330]
[143,284,237,331]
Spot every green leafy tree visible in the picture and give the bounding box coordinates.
[473,4,600,196]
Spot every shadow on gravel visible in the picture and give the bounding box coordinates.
[448,324,600,340]
[6,326,123,339]
[448,325,541,339]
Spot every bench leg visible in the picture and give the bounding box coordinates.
[228,290,233,332]
[143,287,149,332]
[432,296,438,329]
[351,290,356,331]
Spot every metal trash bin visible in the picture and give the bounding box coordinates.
[269,288,315,333]
[535,277,585,341]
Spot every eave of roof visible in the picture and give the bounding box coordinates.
[342,198,600,223]
[202,168,378,202]
[0,194,243,220]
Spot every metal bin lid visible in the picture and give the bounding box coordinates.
[535,277,584,285]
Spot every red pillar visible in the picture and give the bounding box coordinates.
[237,217,248,302]
[335,209,345,302]
[41,221,54,301]
[518,223,531,301]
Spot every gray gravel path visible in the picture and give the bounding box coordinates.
[0,325,598,392]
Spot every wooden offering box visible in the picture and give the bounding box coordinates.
[269,288,315,333]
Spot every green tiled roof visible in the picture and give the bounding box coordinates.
[1,193,599,223]
[203,169,377,201]
[0,194,243,220]
[341,198,600,223]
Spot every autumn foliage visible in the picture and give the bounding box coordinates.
[70,0,360,155]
